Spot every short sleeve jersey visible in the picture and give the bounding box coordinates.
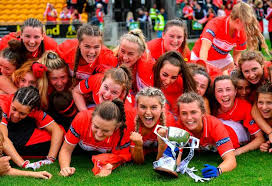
[0,94,54,128]
[147,38,191,62]
[179,115,235,157]
[216,98,260,135]
[57,39,118,80]
[65,110,131,155]
[0,32,57,58]
[78,73,135,110]
[192,16,247,61]
[78,73,103,104]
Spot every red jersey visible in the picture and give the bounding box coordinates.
[57,39,118,80]
[178,115,235,157]
[192,16,247,61]
[147,38,191,62]
[135,58,183,115]
[78,73,136,120]
[0,32,57,59]
[216,98,260,135]
[65,110,131,174]
[127,109,177,153]
[216,98,261,135]
[0,94,53,145]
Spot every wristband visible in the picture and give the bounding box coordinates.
[47,156,56,162]
[22,160,30,168]
[217,167,222,175]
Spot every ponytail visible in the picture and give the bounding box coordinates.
[112,99,127,147]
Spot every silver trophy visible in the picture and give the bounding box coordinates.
[153,125,210,182]
[153,125,199,177]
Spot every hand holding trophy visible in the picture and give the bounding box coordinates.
[153,125,210,182]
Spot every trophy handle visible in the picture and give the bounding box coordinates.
[154,125,168,141]
[183,137,200,148]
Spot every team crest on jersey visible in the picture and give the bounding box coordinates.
[216,137,230,147]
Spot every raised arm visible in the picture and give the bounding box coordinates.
[130,132,145,164]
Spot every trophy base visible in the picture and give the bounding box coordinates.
[154,167,178,178]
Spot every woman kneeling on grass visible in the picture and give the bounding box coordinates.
[177,92,236,178]
[59,99,131,177]
[128,87,177,164]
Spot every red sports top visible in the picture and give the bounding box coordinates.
[178,115,235,157]
[147,38,191,62]
[135,59,183,115]
[192,16,247,61]
[216,98,261,135]
[65,110,131,175]
[57,39,118,80]
[78,72,135,108]
[0,32,57,59]
[0,94,53,145]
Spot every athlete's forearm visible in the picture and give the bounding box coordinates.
[72,86,88,111]
[131,146,145,164]
[3,137,24,167]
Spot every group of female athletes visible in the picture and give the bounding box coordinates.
[0,1,271,180]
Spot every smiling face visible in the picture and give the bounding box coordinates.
[178,101,203,134]
[18,72,37,88]
[118,39,142,68]
[79,35,102,64]
[48,68,69,92]
[137,96,163,129]
[159,61,180,88]
[241,60,264,85]
[9,100,32,123]
[98,76,124,103]
[215,79,237,112]
[236,79,251,99]
[0,57,16,77]
[21,26,44,52]
[257,93,272,119]
[91,115,117,141]
[163,26,185,52]
[193,74,209,96]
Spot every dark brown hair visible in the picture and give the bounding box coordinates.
[153,51,196,92]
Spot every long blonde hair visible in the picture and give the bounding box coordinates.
[230,2,269,53]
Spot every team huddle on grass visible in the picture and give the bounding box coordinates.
[0,1,271,181]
